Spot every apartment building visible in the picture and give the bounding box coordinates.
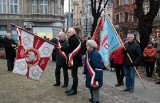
[113,0,160,38]
[0,0,64,40]
[70,0,113,38]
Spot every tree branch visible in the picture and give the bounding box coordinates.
[97,0,103,14]
[100,0,109,14]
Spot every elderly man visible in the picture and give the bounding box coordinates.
[53,32,69,87]
[122,33,142,93]
[2,33,17,71]
[59,28,82,96]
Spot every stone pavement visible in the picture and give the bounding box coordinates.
[0,59,160,103]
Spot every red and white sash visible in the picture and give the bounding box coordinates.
[86,53,99,87]
[58,42,67,60]
[68,39,81,67]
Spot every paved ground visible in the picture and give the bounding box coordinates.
[0,59,160,103]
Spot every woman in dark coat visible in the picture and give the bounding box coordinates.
[83,40,103,103]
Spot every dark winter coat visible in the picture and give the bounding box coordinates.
[83,48,103,89]
[2,37,17,59]
[122,41,142,66]
[81,40,87,55]
[56,40,68,66]
[61,34,82,67]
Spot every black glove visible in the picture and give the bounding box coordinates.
[121,48,128,54]
[131,62,138,66]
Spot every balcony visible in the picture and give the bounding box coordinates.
[0,14,64,23]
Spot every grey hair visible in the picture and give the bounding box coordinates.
[6,33,11,36]
[127,33,134,38]
[59,31,66,38]
[68,28,76,34]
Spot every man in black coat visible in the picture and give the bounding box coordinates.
[53,32,69,87]
[59,28,82,96]
[1,33,17,71]
[122,33,142,93]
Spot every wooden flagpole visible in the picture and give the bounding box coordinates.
[105,13,147,89]
[11,23,58,47]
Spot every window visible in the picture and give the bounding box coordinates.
[41,0,48,14]
[124,0,129,5]
[124,12,128,22]
[80,18,81,25]
[116,14,119,24]
[133,15,138,22]
[90,18,92,25]
[10,0,18,14]
[0,0,6,13]
[32,0,36,14]
[116,0,119,7]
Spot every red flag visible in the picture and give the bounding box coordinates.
[13,28,55,81]
[92,17,104,50]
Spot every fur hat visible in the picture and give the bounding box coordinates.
[86,40,98,48]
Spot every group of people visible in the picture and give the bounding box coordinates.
[110,33,160,95]
[51,28,103,103]
[1,28,160,103]
[143,39,160,84]
[110,33,142,93]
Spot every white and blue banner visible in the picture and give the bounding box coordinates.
[99,16,121,65]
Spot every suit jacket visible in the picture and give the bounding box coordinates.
[56,40,68,66]
[61,34,82,67]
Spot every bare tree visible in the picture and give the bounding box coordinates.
[134,0,160,51]
[91,0,109,36]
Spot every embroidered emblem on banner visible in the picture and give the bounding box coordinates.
[25,48,40,67]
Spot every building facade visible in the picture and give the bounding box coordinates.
[113,0,160,39]
[70,0,113,38]
[71,0,82,38]
[0,0,64,41]
[113,0,137,39]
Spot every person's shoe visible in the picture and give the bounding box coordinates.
[123,88,130,92]
[67,90,77,96]
[121,82,124,85]
[89,98,93,102]
[155,81,160,84]
[53,83,60,86]
[65,89,73,93]
[129,89,134,94]
[62,83,68,88]
[115,83,122,87]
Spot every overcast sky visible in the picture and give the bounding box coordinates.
[64,0,69,13]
